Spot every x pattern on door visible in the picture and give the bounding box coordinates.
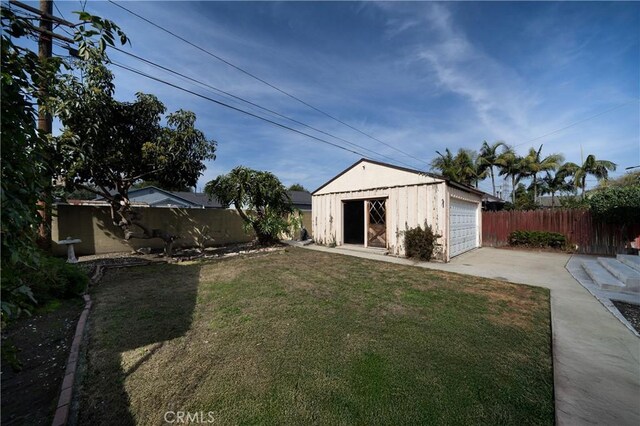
[368,199,387,248]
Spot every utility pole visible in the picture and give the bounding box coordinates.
[38,0,53,135]
[37,0,54,250]
[6,1,76,250]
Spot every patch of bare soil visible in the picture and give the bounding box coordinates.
[460,278,542,330]
[1,298,84,425]
[612,301,640,333]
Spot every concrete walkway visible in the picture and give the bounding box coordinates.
[303,245,640,426]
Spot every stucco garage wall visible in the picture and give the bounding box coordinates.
[312,182,448,258]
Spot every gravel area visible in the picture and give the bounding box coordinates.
[1,299,84,425]
[612,301,640,334]
[76,242,285,268]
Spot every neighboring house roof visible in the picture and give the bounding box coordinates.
[170,191,223,208]
[537,195,575,208]
[312,158,483,196]
[62,199,148,207]
[98,186,224,208]
[288,190,311,210]
[482,193,505,204]
[96,186,308,209]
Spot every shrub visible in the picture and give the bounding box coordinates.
[404,224,441,261]
[589,185,640,225]
[508,230,567,249]
[29,257,89,301]
[1,256,89,322]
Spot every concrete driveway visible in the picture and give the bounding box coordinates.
[305,245,640,425]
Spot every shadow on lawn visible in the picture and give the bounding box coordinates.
[78,262,201,425]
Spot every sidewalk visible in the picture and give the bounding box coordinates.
[303,245,640,426]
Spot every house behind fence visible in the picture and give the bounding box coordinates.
[482,209,640,255]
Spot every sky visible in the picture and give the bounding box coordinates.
[36,1,640,194]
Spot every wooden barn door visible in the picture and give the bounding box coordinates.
[367,199,387,248]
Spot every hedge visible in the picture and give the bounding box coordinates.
[508,230,567,249]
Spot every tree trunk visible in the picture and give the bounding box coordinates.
[581,176,586,199]
[235,205,278,246]
[490,168,496,197]
[511,175,516,203]
[533,173,538,203]
[551,191,556,209]
[109,197,178,256]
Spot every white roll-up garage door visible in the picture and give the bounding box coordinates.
[449,198,478,258]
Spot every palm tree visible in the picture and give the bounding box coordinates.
[454,149,484,187]
[477,140,506,196]
[521,145,564,202]
[495,146,524,203]
[431,148,458,182]
[563,154,617,199]
[540,168,575,208]
[431,149,485,187]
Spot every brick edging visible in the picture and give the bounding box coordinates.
[51,263,107,426]
[51,292,92,426]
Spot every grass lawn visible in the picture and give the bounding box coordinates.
[80,247,553,425]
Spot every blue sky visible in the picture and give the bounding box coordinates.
[45,1,640,194]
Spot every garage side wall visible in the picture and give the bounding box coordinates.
[312,182,448,259]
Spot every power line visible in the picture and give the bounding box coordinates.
[109,60,421,166]
[513,100,639,148]
[53,2,65,20]
[53,1,74,37]
[106,0,430,167]
[108,45,420,168]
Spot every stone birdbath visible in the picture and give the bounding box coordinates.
[56,237,82,264]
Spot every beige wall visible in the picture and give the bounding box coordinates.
[280,210,313,240]
[312,182,448,260]
[314,160,443,195]
[51,205,256,256]
[302,210,312,235]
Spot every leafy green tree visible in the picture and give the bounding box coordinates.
[520,145,564,203]
[596,171,640,189]
[53,59,216,254]
[205,167,298,245]
[563,155,617,199]
[505,183,538,211]
[589,185,640,250]
[1,8,128,319]
[590,185,640,224]
[288,183,309,192]
[477,141,506,196]
[1,8,52,319]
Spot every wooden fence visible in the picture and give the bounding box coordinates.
[482,209,640,255]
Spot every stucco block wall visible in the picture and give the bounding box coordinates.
[301,210,312,235]
[51,205,256,256]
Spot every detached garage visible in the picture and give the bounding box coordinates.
[312,159,483,262]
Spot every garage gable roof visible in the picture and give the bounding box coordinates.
[313,158,483,196]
